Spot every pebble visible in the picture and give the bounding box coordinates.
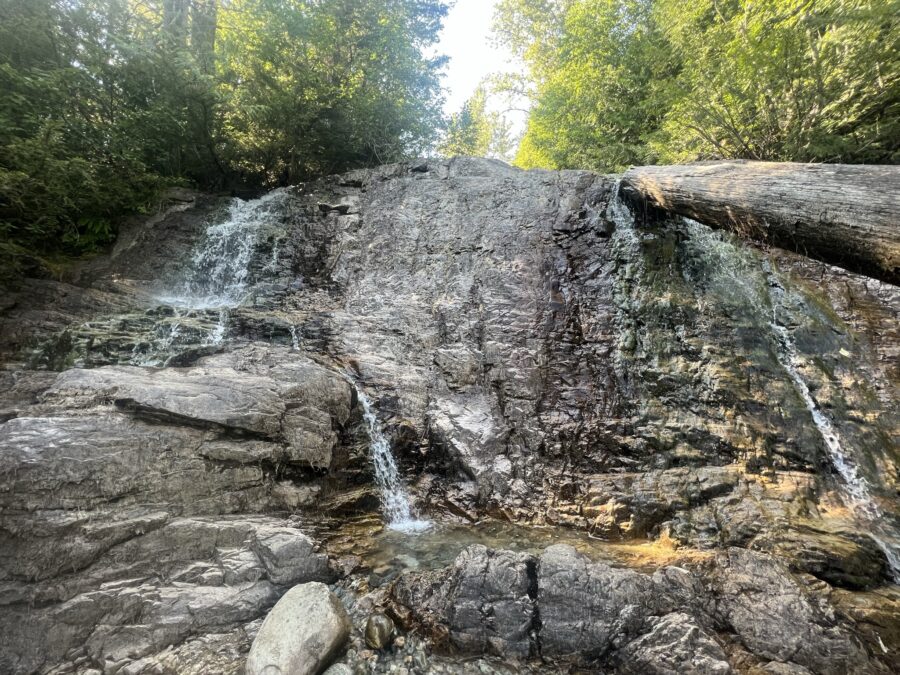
[364,612,396,650]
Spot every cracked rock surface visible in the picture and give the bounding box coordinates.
[1,158,898,673]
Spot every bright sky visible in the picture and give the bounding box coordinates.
[436,0,512,115]
[435,0,528,144]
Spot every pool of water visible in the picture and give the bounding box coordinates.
[303,515,709,580]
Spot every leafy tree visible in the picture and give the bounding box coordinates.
[496,0,900,171]
[439,84,513,159]
[0,0,449,283]
[217,0,448,183]
[654,0,900,163]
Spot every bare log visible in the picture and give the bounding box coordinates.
[622,160,900,285]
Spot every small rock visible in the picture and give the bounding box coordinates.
[411,649,428,670]
[323,664,354,675]
[246,582,351,675]
[365,613,395,649]
[394,635,406,650]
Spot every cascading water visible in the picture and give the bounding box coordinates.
[203,309,229,346]
[128,189,290,361]
[131,312,182,366]
[608,185,900,581]
[157,188,288,310]
[348,378,430,533]
[768,280,900,580]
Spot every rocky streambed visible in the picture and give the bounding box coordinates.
[0,158,898,674]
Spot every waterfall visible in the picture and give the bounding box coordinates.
[348,378,430,533]
[203,309,229,346]
[131,312,182,366]
[608,187,900,581]
[157,188,288,310]
[768,281,900,581]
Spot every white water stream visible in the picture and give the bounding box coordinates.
[609,185,900,581]
[157,189,287,310]
[769,283,900,580]
[348,378,430,533]
[147,187,429,533]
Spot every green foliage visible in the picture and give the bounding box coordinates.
[0,0,448,283]
[438,84,513,159]
[496,0,900,171]
[217,0,447,183]
[654,0,900,163]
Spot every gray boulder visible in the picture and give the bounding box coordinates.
[711,548,870,675]
[246,582,351,675]
[392,544,536,657]
[615,612,732,674]
[537,544,661,659]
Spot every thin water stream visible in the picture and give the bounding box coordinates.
[768,280,900,580]
[609,185,900,581]
[348,379,431,533]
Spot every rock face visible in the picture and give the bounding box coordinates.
[1,158,898,673]
[0,348,347,673]
[614,612,732,675]
[246,582,351,675]
[392,544,876,673]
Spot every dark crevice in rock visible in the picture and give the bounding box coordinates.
[114,398,274,441]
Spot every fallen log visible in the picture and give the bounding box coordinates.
[621,160,900,285]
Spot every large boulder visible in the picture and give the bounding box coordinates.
[0,517,332,674]
[711,548,871,675]
[43,347,353,470]
[536,544,661,659]
[391,544,536,657]
[614,612,732,675]
[391,543,886,673]
[246,582,351,675]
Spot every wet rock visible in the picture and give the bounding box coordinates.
[246,582,351,675]
[392,544,536,657]
[392,543,888,673]
[364,613,395,649]
[0,516,331,673]
[761,663,815,675]
[323,664,354,675]
[750,523,889,589]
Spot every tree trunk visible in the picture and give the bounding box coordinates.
[621,160,900,285]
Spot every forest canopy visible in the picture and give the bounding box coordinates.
[0,0,448,278]
[2,0,899,281]
[495,0,900,171]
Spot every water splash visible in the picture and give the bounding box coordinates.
[347,377,430,533]
[131,314,182,366]
[203,309,229,346]
[265,239,282,273]
[157,189,289,310]
[290,325,301,351]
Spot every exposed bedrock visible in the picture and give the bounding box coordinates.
[391,544,882,674]
[0,158,898,672]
